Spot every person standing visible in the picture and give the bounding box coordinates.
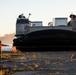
[67,14,76,26]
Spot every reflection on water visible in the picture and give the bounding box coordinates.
[0,51,76,75]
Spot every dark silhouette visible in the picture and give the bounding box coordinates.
[67,14,76,26]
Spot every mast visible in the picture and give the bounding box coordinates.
[28,13,31,19]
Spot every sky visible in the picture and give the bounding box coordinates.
[0,0,76,36]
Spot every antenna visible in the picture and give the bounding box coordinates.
[28,13,31,19]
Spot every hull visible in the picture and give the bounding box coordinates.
[13,29,76,51]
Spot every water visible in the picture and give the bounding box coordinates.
[0,51,76,75]
[2,45,13,52]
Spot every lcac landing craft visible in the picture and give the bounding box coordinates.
[13,14,76,52]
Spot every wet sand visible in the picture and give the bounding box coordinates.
[0,52,76,75]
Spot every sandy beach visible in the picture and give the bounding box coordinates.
[0,51,76,75]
